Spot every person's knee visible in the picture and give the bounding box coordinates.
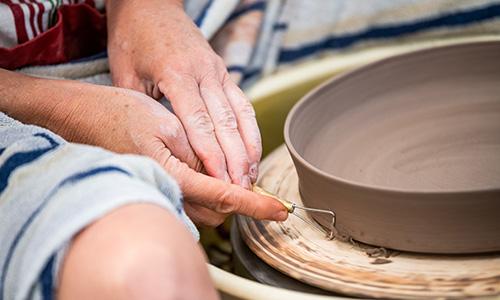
[58,204,218,300]
[104,226,214,300]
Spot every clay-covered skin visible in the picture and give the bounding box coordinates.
[285,41,500,254]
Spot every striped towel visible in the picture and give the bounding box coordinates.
[0,113,198,300]
[14,0,500,86]
[200,0,500,85]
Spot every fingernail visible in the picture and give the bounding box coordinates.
[249,163,258,183]
[273,210,288,221]
[241,175,251,190]
[224,172,231,183]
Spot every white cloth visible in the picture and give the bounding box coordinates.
[0,113,198,300]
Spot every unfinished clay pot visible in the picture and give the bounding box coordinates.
[284,41,500,254]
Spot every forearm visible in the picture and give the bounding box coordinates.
[105,0,187,55]
[105,0,183,31]
[0,69,104,143]
[0,69,55,126]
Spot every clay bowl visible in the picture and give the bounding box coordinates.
[284,41,500,254]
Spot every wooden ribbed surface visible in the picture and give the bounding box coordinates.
[237,145,500,299]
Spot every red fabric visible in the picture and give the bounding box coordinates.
[35,2,45,36]
[7,1,29,44]
[25,1,37,37]
[0,2,107,70]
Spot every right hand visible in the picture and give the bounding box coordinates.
[26,79,288,226]
[106,0,262,188]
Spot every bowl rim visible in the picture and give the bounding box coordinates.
[283,41,500,196]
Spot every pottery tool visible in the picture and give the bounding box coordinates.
[253,185,336,239]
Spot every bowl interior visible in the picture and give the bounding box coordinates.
[287,42,500,192]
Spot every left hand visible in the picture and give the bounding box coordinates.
[0,69,288,227]
[106,0,261,190]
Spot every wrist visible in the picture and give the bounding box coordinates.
[106,0,185,37]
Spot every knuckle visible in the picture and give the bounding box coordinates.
[167,61,191,74]
[201,54,219,67]
[171,121,184,138]
[161,121,184,140]
[187,108,215,135]
[198,150,225,173]
[216,108,238,131]
[114,74,137,88]
[198,70,218,86]
[228,156,250,177]
[239,101,256,118]
[200,155,222,171]
[248,202,258,219]
[214,188,240,214]
[214,55,226,68]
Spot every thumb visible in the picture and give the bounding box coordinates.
[165,156,288,221]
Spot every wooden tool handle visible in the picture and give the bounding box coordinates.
[252,185,295,213]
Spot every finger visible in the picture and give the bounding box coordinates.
[158,78,230,182]
[184,202,227,227]
[199,77,251,189]
[109,56,162,100]
[151,83,163,100]
[143,79,163,100]
[108,52,155,98]
[223,79,262,183]
[109,60,148,95]
[165,156,288,221]
[158,113,203,171]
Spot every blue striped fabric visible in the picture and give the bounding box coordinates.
[0,165,131,298]
[39,255,55,300]
[279,3,500,63]
[273,22,288,31]
[33,133,58,147]
[195,0,214,27]
[227,65,261,81]
[69,51,108,63]
[227,65,246,73]
[226,0,266,23]
[0,133,60,194]
[58,166,131,186]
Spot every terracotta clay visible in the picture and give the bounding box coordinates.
[284,41,500,254]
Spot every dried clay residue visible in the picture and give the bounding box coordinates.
[371,258,392,265]
[329,226,400,264]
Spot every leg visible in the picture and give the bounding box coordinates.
[58,204,218,300]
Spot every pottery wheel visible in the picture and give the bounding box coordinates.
[237,145,500,299]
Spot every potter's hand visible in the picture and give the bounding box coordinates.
[0,70,287,226]
[106,0,261,189]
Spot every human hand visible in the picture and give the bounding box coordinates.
[106,0,261,189]
[1,76,286,226]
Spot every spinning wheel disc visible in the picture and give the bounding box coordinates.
[237,145,500,299]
